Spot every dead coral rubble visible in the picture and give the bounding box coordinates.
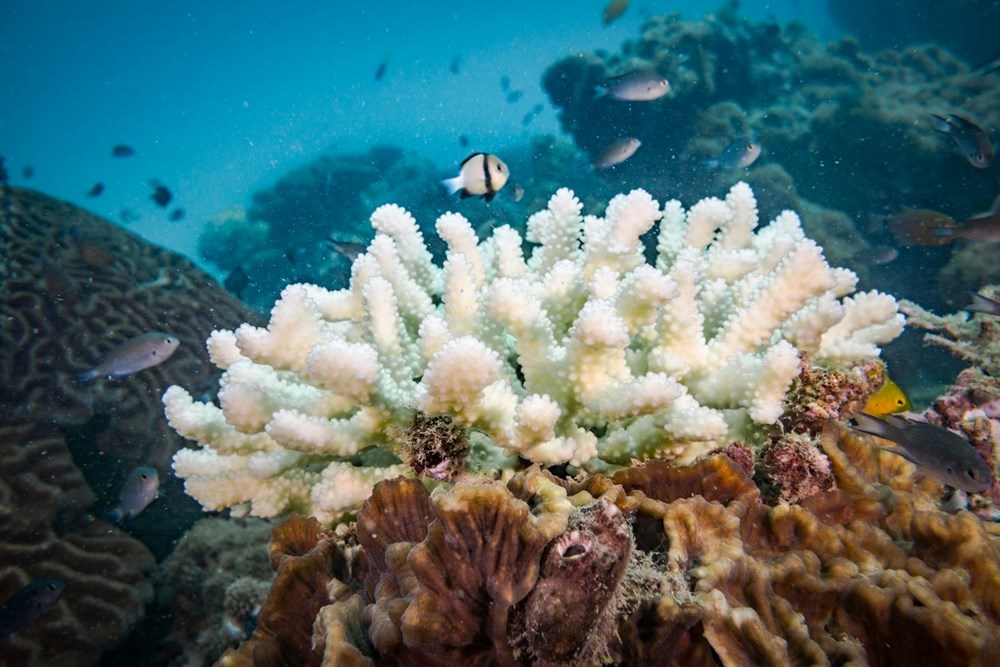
[220,424,1000,666]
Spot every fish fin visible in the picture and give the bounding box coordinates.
[459,152,483,167]
[76,369,98,384]
[929,113,955,134]
[593,85,608,99]
[441,175,464,195]
[105,507,124,523]
[483,191,496,203]
[849,412,894,439]
[967,292,1000,316]
[881,446,919,465]
[459,189,475,200]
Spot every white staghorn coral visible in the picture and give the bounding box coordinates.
[164,182,903,523]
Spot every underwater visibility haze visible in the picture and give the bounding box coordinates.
[2,1,1000,665]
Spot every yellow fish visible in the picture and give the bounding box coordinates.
[862,378,912,417]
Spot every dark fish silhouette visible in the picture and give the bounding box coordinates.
[849,413,993,493]
[603,0,630,25]
[0,579,66,637]
[500,75,511,92]
[506,90,523,104]
[0,155,8,183]
[112,144,135,157]
[459,134,469,148]
[169,208,185,222]
[87,182,105,197]
[22,165,34,179]
[450,55,461,75]
[886,209,957,246]
[375,55,390,81]
[930,113,994,169]
[150,182,172,207]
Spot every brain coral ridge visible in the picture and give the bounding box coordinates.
[220,422,1000,666]
[165,182,903,524]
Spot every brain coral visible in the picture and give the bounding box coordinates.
[0,184,261,556]
[166,181,902,524]
[0,422,155,666]
[218,421,1000,665]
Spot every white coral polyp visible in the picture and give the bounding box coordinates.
[165,182,904,524]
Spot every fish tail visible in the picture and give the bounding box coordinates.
[849,411,894,439]
[76,368,98,384]
[593,85,608,99]
[105,507,124,523]
[967,292,1000,315]
[441,175,464,195]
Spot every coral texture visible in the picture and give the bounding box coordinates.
[165,182,903,523]
[0,184,261,557]
[0,422,155,667]
[226,424,1000,665]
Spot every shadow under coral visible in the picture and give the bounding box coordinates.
[219,423,1000,667]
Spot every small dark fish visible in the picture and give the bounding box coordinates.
[0,579,66,637]
[375,54,390,81]
[886,209,957,246]
[449,55,461,75]
[595,70,670,101]
[108,466,159,522]
[505,90,523,104]
[973,51,1000,75]
[459,134,469,148]
[87,182,104,197]
[705,138,761,171]
[849,413,993,493]
[150,182,172,207]
[112,144,135,157]
[521,111,536,127]
[224,265,250,297]
[169,208,185,222]
[967,291,1000,317]
[500,75,511,92]
[929,113,994,169]
[442,152,510,202]
[22,165,34,179]
[933,215,1000,243]
[870,244,899,265]
[77,332,181,382]
[325,238,366,261]
[603,0,630,25]
[592,137,641,169]
[532,103,544,114]
[119,208,139,224]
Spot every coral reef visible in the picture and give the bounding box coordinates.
[222,423,1000,665]
[151,517,274,666]
[0,422,155,666]
[165,183,902,523]
[541,8,1000,308]
[0,184,261,558]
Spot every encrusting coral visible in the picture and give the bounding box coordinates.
[165,182,903,523]
[219,422,1000,666]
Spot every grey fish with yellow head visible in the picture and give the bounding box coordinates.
[848,412,993,493]
[442,152,509,202]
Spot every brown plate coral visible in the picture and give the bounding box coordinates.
[219,422,1000,666]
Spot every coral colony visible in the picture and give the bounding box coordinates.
[164,183,903,524]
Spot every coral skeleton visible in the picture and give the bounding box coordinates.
[164,183,903,522]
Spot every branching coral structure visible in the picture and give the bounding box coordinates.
[164,183,903,523]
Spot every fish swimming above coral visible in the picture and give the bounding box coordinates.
[111,144,134,157]
[108,466,160,522]
[592,137,641,168]
[150,181,172,207]
[705,138,761,171]
[442,152,509,201]
[886,208,958,246]
[967,291,1000,316]
[848,412,993,493]
[929,113,995,169]
[594,70,670,101]
[77,331,180,382]
[0,579,66,637]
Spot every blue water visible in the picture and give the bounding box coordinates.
[1,0,832,265]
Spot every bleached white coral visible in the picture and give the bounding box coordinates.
[164,183,903,524]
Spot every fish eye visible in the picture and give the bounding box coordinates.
[47,583,58,591]
[140,473,148,479]
[946,466,954,475]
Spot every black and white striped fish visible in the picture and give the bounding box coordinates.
[442,152,509,202]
